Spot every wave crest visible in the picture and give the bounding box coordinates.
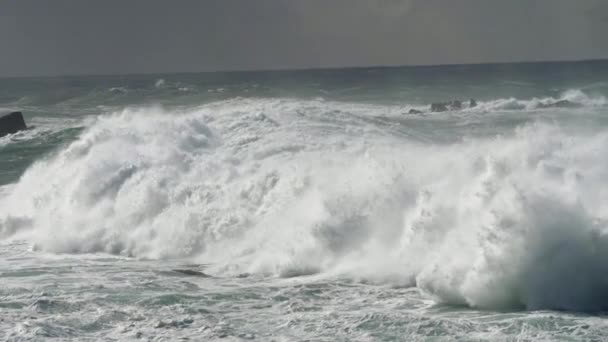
[2,98,608,312]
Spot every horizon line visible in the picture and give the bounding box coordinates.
[2,57,608,80]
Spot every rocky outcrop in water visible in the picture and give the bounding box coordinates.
[537,100,580,109]
[430,102,449,112]
[430,100,464,112]
[404,99,478,115]
[0,111,27,138]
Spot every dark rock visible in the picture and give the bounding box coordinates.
[430,101,464,112]
[172,269,211,277]
[450,100,462,110]
[408,109,423,114]
[0,112,27,138]
[537,102,549,109]
[430,102,449,112]
[555,100,578,108]
[469,99,478,108]
[538,99,580,109]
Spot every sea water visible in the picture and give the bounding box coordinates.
[2,61,608,341]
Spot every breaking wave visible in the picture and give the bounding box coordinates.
[2,96,608,312]
[406,89,607,114]
[475,89,607,112]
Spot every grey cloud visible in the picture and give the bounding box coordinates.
[0,0,607,77]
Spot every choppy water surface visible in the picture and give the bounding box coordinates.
[2,61,608,341]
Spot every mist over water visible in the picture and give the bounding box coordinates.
[2,61,608,340]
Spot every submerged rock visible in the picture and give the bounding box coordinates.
[430,102,449,112]
[450,100,462,110]
[0,111,27,138]
[538,99,580,109]
[408,109,423,114]
[430,101,462,112]
[430,99,476,112]
[172,269,211,277]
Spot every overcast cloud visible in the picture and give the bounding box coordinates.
[1,0,607,77]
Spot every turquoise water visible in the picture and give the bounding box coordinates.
[2,61,608,340]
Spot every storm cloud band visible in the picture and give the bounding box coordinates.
[1,0,607,77]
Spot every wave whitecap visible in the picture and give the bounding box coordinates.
[405,89,607,114]
[2,98,608,312]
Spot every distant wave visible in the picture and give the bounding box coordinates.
[106,80,194,96]
[0,107,16,113]
[476,89,606,111]
[208,88,226,93]
[406,89,607,114]
[108,87,128,94]
[155,79,166,88]
[2,98,608,313]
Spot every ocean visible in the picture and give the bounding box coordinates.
[1,60,608,341]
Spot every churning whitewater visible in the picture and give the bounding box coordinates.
[2,63,608,340]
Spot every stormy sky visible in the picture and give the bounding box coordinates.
[1,0,608,77]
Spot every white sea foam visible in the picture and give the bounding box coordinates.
[108,87,128,94]
[154,79,166,88]
[0,116,85,148]
[405,89,607,114]
[475,89,606,112]
[2,96,608,312]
